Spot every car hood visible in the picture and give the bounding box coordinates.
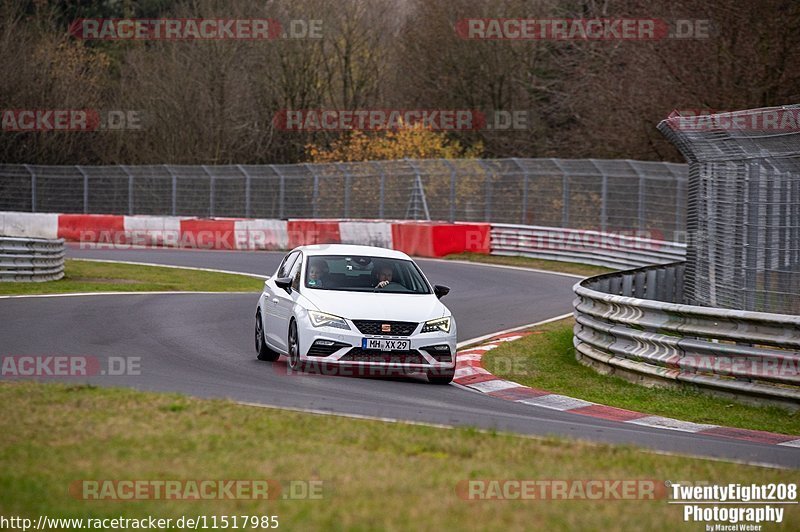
[300,289,448,322]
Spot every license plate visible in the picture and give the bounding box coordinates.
[362,338,410,351]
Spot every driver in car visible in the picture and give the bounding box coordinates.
[374,263,395,289]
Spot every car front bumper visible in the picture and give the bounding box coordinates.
[296,315,457,372]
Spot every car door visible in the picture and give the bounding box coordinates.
[271,252,304,351]
[265,251,299,350]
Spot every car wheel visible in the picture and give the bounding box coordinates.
[288,319,303,371]
[426,367,455,384]
[255,310,279,361]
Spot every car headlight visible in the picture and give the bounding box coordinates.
[422,317,451,333]
[308,310,350,330]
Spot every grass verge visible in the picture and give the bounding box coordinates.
[0,259,262,295]
[444,252,614,277]
[483,318,800,436]
[0,382,797,531]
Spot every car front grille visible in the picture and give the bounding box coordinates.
[340,348,427,365]
[352,320,418,336]
[307,340,350,357]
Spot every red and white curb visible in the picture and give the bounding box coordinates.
[455,332,800,448]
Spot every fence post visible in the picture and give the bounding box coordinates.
[511,158,528,225]
[24,164,36,212]
[76,166,89,214]
[668,163,686,241]
[478,160,493,222]
[369,161,386,219]
[552,159,569,227]
[638,167,646,233]
[269,165,285,219]
[120,165,134,215]
[744,161,761,310]
[626,160,647,232]
[793,171,800,268]
[443,159,457,223]
[336,163,351,218]
[303,163,320,218]
[236,164,252,218]
[201,165,216,217]
[163,165,178,216]
[588,159,607,232]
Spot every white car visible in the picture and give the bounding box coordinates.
[255,244,457,383]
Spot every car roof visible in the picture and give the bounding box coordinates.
[291,244,413,261]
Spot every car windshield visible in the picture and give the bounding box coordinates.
[305,255,431,294]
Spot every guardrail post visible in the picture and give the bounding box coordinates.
[24,164,36,212]
[76,165,89,214]
[236,164,252,218]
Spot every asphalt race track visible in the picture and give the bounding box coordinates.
[1,246,797,469]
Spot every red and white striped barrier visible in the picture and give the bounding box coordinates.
[455,333,800,447]
[0,212,490,258]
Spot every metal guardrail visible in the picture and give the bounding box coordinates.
[0,236,65,282]
[491,224,686,269]
[573,262,800,408]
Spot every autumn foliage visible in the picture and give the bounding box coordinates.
[306,124,483,163]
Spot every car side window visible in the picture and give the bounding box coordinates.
[277,252,299,278]
[290,253,303,290]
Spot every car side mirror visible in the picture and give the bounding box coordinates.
[274,276,293,293]
[434,285,450,299]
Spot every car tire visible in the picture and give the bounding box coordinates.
[255,310,279,361]
[426,368,455,384]
[288,319,303,372]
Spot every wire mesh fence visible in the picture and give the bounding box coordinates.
[0,158,688,241]
[659,105,800,315]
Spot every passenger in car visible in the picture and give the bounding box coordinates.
[307,258,331,288]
